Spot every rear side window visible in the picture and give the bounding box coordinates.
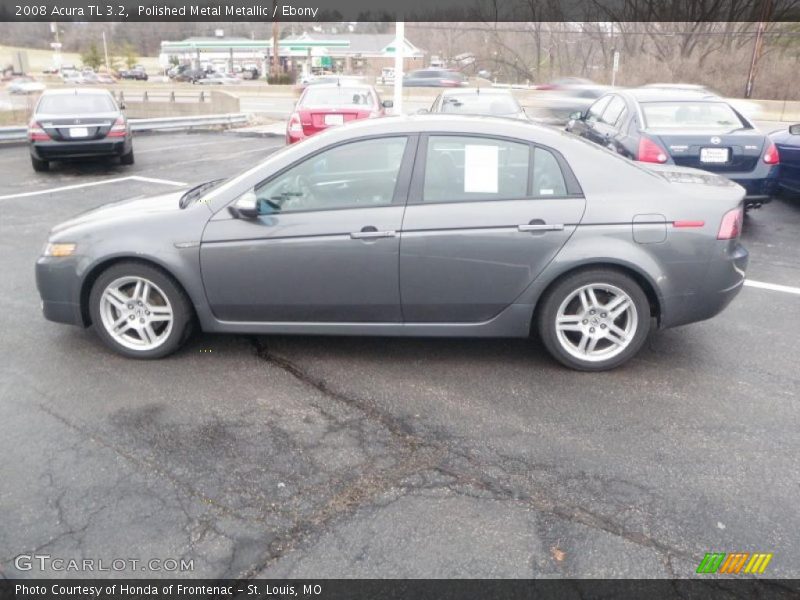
[423,136,530,202]
[532,148,567,197]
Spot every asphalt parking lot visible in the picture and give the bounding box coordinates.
[0,131,799,579]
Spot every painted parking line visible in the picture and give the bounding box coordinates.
[744,279,800,296]
[0,175,187,201]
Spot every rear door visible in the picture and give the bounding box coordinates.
[399,134,586,322]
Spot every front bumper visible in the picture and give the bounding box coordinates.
[31,137,130,161]
[35,256,85,326]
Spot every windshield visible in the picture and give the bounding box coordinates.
[301,87,375,108]
[37,94,117,114]
[641,101,744,129]
[440,94,520,116]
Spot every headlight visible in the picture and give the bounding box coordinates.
[43,242,77,257]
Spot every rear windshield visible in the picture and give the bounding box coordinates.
[301,87,375,108]
[37,94,117,114]
[641,101,744,129]
[440,94,520,116]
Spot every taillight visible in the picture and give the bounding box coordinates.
[107,116,127,138]
[288,113,303,133]
[637,137,668,163]
[28,120,50,141]
[762,139,779,164]
[717,207,743,240]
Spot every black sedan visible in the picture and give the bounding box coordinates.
[28,88,133,171]
[566,89,778,208]
[769,124,800,196]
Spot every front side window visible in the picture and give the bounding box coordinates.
[252,137,407,214]
[601,96,626,126]
[586,96,612,122]
[423,136,530,202]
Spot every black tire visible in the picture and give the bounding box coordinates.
[536,268,652,371]
[120,147,135,165]
[89,261,194,359]
[31,156,49,172]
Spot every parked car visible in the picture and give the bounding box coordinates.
[403,69,467,87]
[94,73,118,85]
[196,72,241,85]
[61,71,86,85]
[7,76,46,94]
[172,69,206,83]
[769,124,800,196]
[286,83,392,144]
[35,115,748,371]
[426,88,526,119]
[119,68,148,81]
[28,88,133,171]
[566,88,778,208]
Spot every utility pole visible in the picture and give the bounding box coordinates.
[745,0,773,99]
[392,21,404,115]
[101,30,110,72]
[272,3,280,80]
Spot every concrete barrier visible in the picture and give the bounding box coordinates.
[114,90,240,119]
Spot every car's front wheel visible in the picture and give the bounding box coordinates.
[89,262,193,359]
[537,269,651,371]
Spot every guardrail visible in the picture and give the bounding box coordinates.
[0,113,249,142]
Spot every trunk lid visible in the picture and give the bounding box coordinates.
[299,107,371,136]
[36,111,118,142]
[648,128,766,173]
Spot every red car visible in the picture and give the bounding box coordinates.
[286,83,393,144]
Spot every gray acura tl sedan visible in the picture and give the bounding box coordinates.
[36,115,748,371]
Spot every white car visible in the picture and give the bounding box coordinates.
[196,72,241,85]
[7,77,46,94]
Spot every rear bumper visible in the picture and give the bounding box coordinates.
[661,241,748,328]
[726,165,778,203]
[31,137,130,160]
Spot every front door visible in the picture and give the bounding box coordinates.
[200,136,413,322]
[400,135,586,322]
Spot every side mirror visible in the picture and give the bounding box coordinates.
[789,124,800,135]
[569,110,583,121]
[382,99,394,108]
[228,190,259,219]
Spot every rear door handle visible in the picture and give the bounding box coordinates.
[518,223,565,232]
[350,228,396,240]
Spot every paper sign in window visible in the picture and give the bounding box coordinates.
[464,145,498,194]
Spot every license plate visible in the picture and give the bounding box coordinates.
[69,127,89,138]
[324,114,344,126]
[700,147,729,163]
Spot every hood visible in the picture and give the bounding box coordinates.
[50,190,192,236]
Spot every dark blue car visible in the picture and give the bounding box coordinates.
[566,89,779,209]
[769,124,800,196]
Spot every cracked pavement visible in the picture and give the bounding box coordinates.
[0,132,798,579]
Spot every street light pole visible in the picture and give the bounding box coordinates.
[392,21,404,115]
[102,30,110,72]
[744,0,773,99]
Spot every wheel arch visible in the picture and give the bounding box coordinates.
[530,261,663,336]
[78,256,196,327]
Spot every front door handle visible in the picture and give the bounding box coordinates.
[518,222,565,232]
[350,227,396,240]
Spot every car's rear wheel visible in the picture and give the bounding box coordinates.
[537,269,651,371]
[89,262,193,359]
[31,156,49,172]
[120,148,135,165]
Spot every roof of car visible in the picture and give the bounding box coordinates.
[40,87,114,96]
[439,88,512,96]
[622,88,722,103]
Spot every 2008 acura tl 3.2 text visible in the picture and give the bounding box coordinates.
[35,115,748,370]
